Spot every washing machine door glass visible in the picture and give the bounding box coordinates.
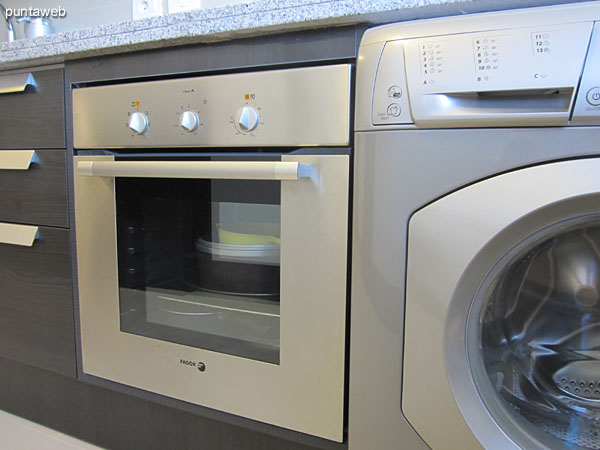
[473,216,600,449]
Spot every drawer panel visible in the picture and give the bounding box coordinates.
[0,69,65,149]
[0,226,75,377]
[0,150,68,228]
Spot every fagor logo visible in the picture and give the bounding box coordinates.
[4,6,66,19]
[179,359,206,372]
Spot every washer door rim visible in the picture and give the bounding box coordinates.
[446,196,600,450]
[403,157,600,450]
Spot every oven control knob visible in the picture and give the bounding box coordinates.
[180,111,199,132]
[128,112,148,135]
[236,106,259,132]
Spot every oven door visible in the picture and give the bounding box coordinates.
[73,153,349,441]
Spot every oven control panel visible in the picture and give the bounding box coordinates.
[73,64,351,148]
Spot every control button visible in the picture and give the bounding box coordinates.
[387,103,401,117]
[236,106,259,132]
[128,112,148,135]
[387,85,403,98]
[587,87,600,106]
[180,111,199,132]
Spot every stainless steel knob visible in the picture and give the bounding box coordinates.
[179,111,199,132]
[236,106,259,132]
[128,112,148,135]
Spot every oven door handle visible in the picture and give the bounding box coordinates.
[76,160,313,181]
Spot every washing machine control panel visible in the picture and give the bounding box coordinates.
[404,22,591,95]
[367,10,600,128]
[403,22,593,127]
[372,41,412,125]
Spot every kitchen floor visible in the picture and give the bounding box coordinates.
[0,410,101,449]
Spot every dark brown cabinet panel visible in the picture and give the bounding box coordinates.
[0,69,65,149]
[0,226,75,377]
[0,150,68,228]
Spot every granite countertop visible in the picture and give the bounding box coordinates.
[0,0,572,69]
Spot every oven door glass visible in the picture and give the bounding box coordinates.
[116,173,281,364]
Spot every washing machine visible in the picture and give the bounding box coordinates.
[350,2,600,449]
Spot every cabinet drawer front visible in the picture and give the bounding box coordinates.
[0,150,68,228]
[0,69,65,149]
[0,226,75,377]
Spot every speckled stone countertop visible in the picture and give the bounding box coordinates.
[0,0,577,70]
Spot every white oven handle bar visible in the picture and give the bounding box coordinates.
[77,160,313,181]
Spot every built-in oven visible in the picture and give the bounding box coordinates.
[72,65,351,441]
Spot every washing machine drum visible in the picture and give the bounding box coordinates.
[476,221,600,449]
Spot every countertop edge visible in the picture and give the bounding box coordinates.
[0,0,585,71]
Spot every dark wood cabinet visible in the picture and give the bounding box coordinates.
[0,357,325,450]
[0,226,75,377]
[0,150,68,228]
[0,67,75,378]
[0,69,65,149]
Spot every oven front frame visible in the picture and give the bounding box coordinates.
[73,152,350,442]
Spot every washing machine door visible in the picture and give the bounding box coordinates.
[404,157,600,450]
